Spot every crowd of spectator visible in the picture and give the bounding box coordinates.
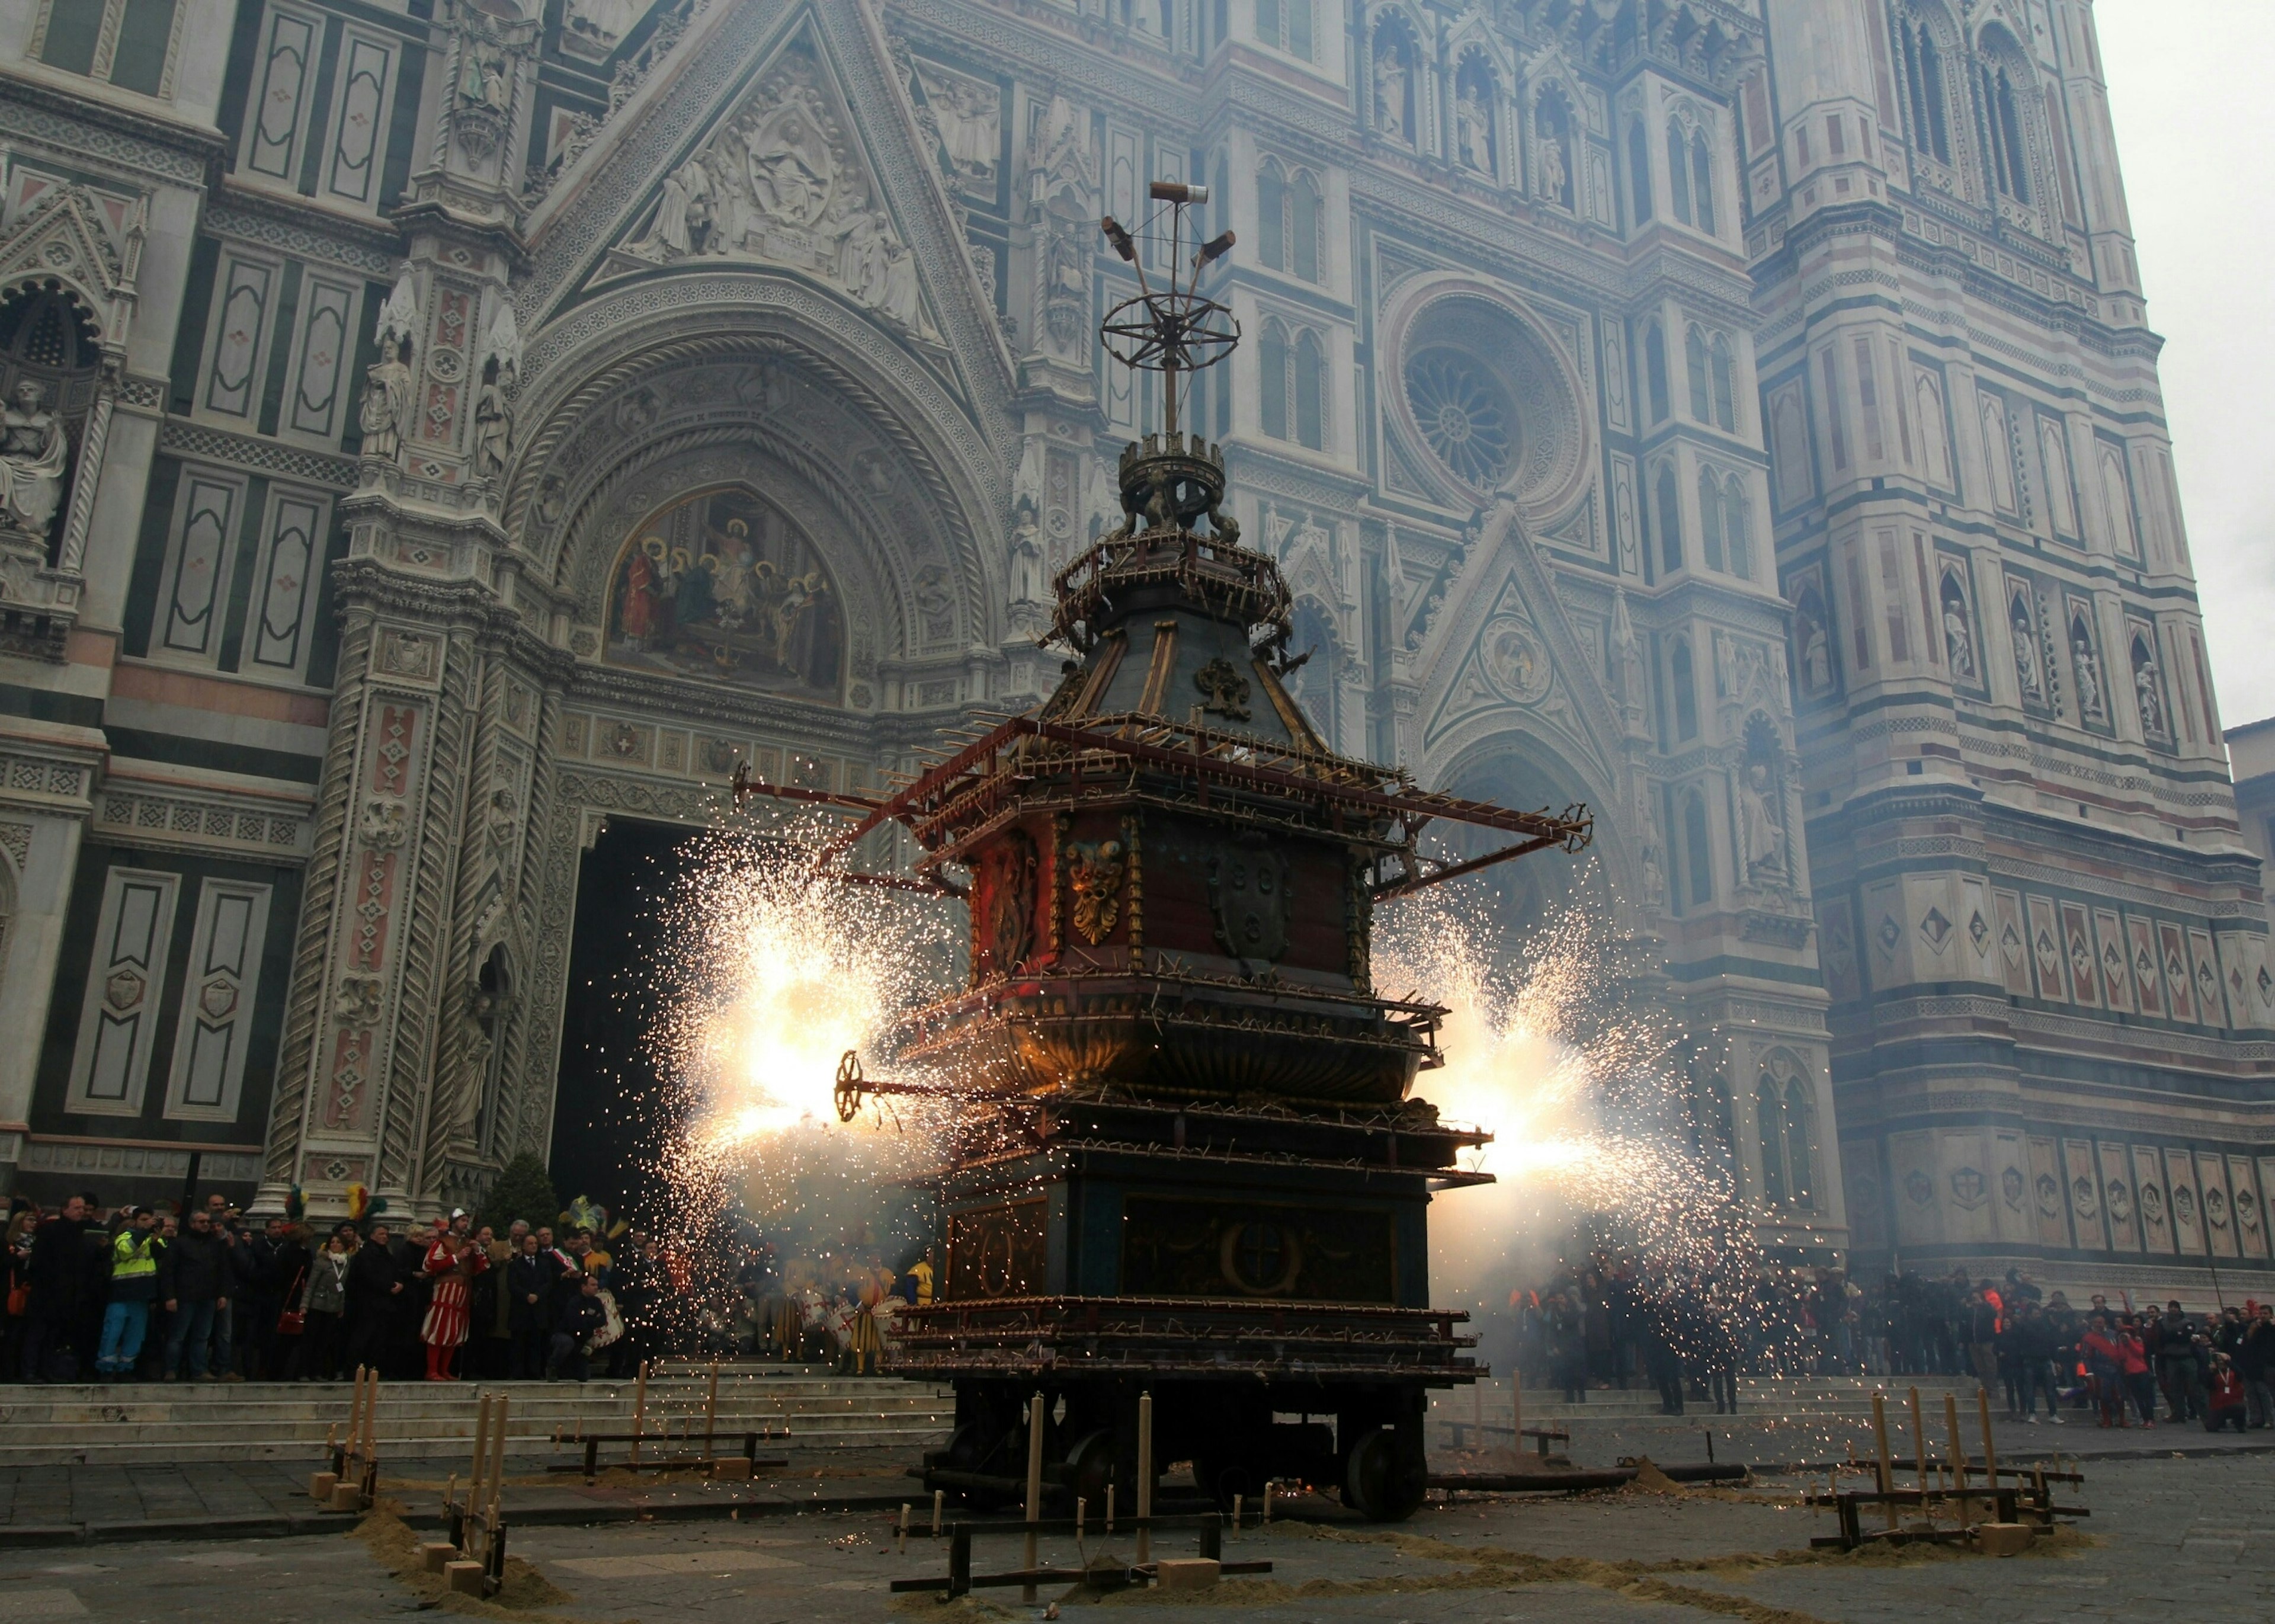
[1,1191,698,1385]
[1509,1255,2275,1431]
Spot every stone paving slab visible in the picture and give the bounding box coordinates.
[0,1452,2258,1623]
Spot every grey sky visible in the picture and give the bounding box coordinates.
[2095,1,2275,729]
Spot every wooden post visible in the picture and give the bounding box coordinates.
[1105,1482,1115,1535]
[1512,1373,1523,1457]
[1231,1493,1242,1535]
[487,1392,510,1541]
[932,1488,944,1537]
[897,1503,908,1555]
[1907,1386,1929,1528]
[1263,1482,1273,1525]
[1943,1392,1969,1526]
[1870,1390,1896,1531]
[631,1360,650,1468]
[1976,1385,1999,1486]
[705,1356,720,1456]
[949,1524,972,1599]
[1023,1392,1045,1604]
[1136,1391,1155,1567]
[469,1393,493,1518]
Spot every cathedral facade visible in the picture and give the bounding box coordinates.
[0,0,2263,1299]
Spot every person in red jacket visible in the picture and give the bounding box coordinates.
[419,1218,489,1381]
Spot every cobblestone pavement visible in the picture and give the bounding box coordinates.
[0,1453,2266,1622]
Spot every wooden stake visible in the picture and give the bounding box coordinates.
[1976,1385,1999,1486]
[1263,1482,1273,1524]
[1023,1392,1045,1604]
[1907,1386,1929,1528]
[1231,1493,1242,1535]
[1870,1390,1896,1530]
[706,1356,720,1455]
[932,1488,944,1537]
[1075,1496,1085,1542]
[1512,1373,1523,1457]
[1136,1391,1155,1567]
[632,1360,650,1468]
[1943,1392,1969,1526]
[487,1392,509,1533]
[897,1503,908,1556]
[469,1393,492,1513]
[1105,1482,1115,1535]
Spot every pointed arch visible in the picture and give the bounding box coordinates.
[1627,121,1653,223]
[1256,158,1287,271]
[1654,462,1683,574]
[1293,329,1325,450]
[1259,319,1290,441]
[1723,475,1754,581]
[1644,321,1670,424]
[1709,334,1736,433]
[1755,1074,1789,1207]
[1672,634,1699,741]
[1683,786,1713,905]
[1666,118,1693,223]
[1697,465,1725,572]
[1685,325,1710,421]
[1291,170,1323,283]
[1690,131,1717,235]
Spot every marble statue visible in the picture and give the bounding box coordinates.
[1455,84,1492,172]
[0,380,69,542]
[1738,762,1786,884]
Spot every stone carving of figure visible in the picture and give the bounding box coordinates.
[1374,44,1408,139]
[358,352,414,462]
[879,236,925,332]
[746,93,836,228]
[2135,656,2164,733]
[1943,601,1976,680]
[2071,625,2104,719]
[645,159,712,257]
[1799,608,1832,693]
[565,0,644,49]
[1639,795,1667,909]
[925,74,999,180]
[1538,133,1569,205]
[473,370,512,479]
[0,380,69,543]
[1009,501,1044,604]
[1455,84,1491,172]
[1738,762,1787,885]
[1614,591,1646,716]
[2010,595,2043,699]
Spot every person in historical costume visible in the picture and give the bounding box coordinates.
[621,537,664,646]
[677,551,718,629]
[0,380,69,543]
[419,1218,489,1382]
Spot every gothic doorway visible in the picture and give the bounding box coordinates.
[549,816,711,1219]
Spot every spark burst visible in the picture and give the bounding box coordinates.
[1380,869,1782,1363]
[645,812,953,1266]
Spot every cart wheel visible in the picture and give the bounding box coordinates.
[834,1050,864,1123]
[1063,1428,1117,1507]
[1341,1428,1426,1523]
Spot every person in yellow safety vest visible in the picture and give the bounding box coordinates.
[97,1206,162,1380]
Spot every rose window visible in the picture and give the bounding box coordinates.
[1404,347,1515,489]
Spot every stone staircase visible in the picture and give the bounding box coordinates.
[0,1364,956,1467]
[1431,1373,1986,1439]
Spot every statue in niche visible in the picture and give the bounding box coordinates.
[1639,793,1667,909]
[2133,640,2165,734]
[0,380,70,546]
[1738,762,1787,885]
[473,364,512,479]
[2071,619,2104,719]
[1373,40,1409,140]
[358,344,414,462]
[1455,82,1492,173]
[2009,591,2044,700]
[1009,500,1045,604]
[918,68,1000,187]
[1942,593,1976,680]
[605,488,842,695]
[1538,133,1569,206]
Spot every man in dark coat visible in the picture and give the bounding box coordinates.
[20,1193,94,1382]
[505,1232,559,1379]
[158,1207,232,1380]
[342,1222,407,1376]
